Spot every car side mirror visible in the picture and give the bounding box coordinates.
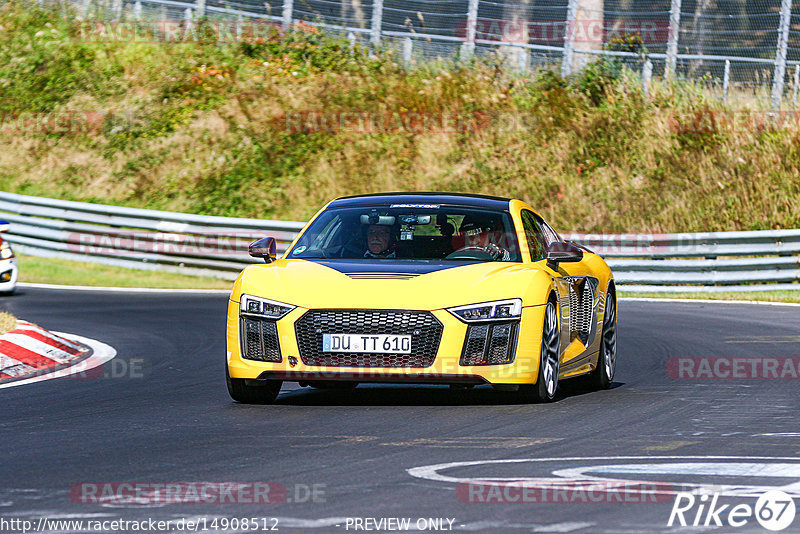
[249,237,277,264]
[546,241,583,268]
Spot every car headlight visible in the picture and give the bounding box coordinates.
[240,294,295,319]
[0,242,13,260]
[447,298,522,323]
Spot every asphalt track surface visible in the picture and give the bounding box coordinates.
[1,287,800,533]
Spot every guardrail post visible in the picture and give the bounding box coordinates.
[461,0,479,61]
[723,59,730,103]
[642,58,653,98]
[665,0,681,79]
[403,36,413,68]
[370,0,384,48]
[793,65,800,108]
[183,7,193,35]
[282,0,293,31]
[561,0,578,77]
[517,47,528,73]
[771,0,792,111]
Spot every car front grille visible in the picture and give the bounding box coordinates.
[295,310,443,368]
[460,322,519,366]
[241,317,282,362]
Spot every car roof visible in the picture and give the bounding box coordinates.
[330,192,513,210]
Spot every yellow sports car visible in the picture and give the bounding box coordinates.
[226,193,616,404]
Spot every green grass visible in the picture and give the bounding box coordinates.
[620,290,800,303]
[0,1,797,233]
[16,253,233,289]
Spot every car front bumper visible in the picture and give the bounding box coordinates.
[226,299,545,385]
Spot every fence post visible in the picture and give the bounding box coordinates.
[665,0,681,79]
[183,7,193,35]
[370,0,384,47]
[462,0,479,61]
[794,65,800,108]
[133,0,142,20]
[771,0,792,111]
[723,59,730,104]
[112,0,122,20]
[282,0,293,32]
[80,0,91,18]
[561,0,578,77]
[642,58,653,99]
[517,48,527,73]
[195,0,204,19]
[348,31,356,50]
[403,36,413,68]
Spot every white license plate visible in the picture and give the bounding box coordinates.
[322,334,412,354]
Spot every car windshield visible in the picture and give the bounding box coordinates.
[288,205,521,262]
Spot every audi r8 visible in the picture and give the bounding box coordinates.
[226,193,616,403]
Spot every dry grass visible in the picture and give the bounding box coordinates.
[0,312,18,335]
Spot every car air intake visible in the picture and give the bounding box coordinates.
[460,322,518,366]
[569,280,595,345]
[295,310,442,368]
[241,318,282,362]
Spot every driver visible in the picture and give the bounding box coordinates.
[364,224,396,258]
[458,217,510,261]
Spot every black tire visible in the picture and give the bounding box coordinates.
[517,299,560,403]
[588,288,617,390]
[226,366,282,404]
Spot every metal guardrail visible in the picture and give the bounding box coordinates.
[0,191,305,281]
[0,191,797,291]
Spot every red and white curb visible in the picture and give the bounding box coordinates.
[0,321,116,388]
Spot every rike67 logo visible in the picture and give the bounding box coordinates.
[669,490,796,531]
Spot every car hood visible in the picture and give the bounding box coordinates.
[236,258,545,310]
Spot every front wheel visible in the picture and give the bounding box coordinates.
[226,366,282,404]
[588,290,616,389]
[517,300,560,403]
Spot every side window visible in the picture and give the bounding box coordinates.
[539,219,560,246]
[521,210,547,261]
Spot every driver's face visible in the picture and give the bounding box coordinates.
[465,229,490,247]
[367,225,391,254]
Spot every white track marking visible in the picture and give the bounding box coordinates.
[408,456,800,498]
[0,333,116,389]
[18,282,230,294]
[621,297,800,307]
